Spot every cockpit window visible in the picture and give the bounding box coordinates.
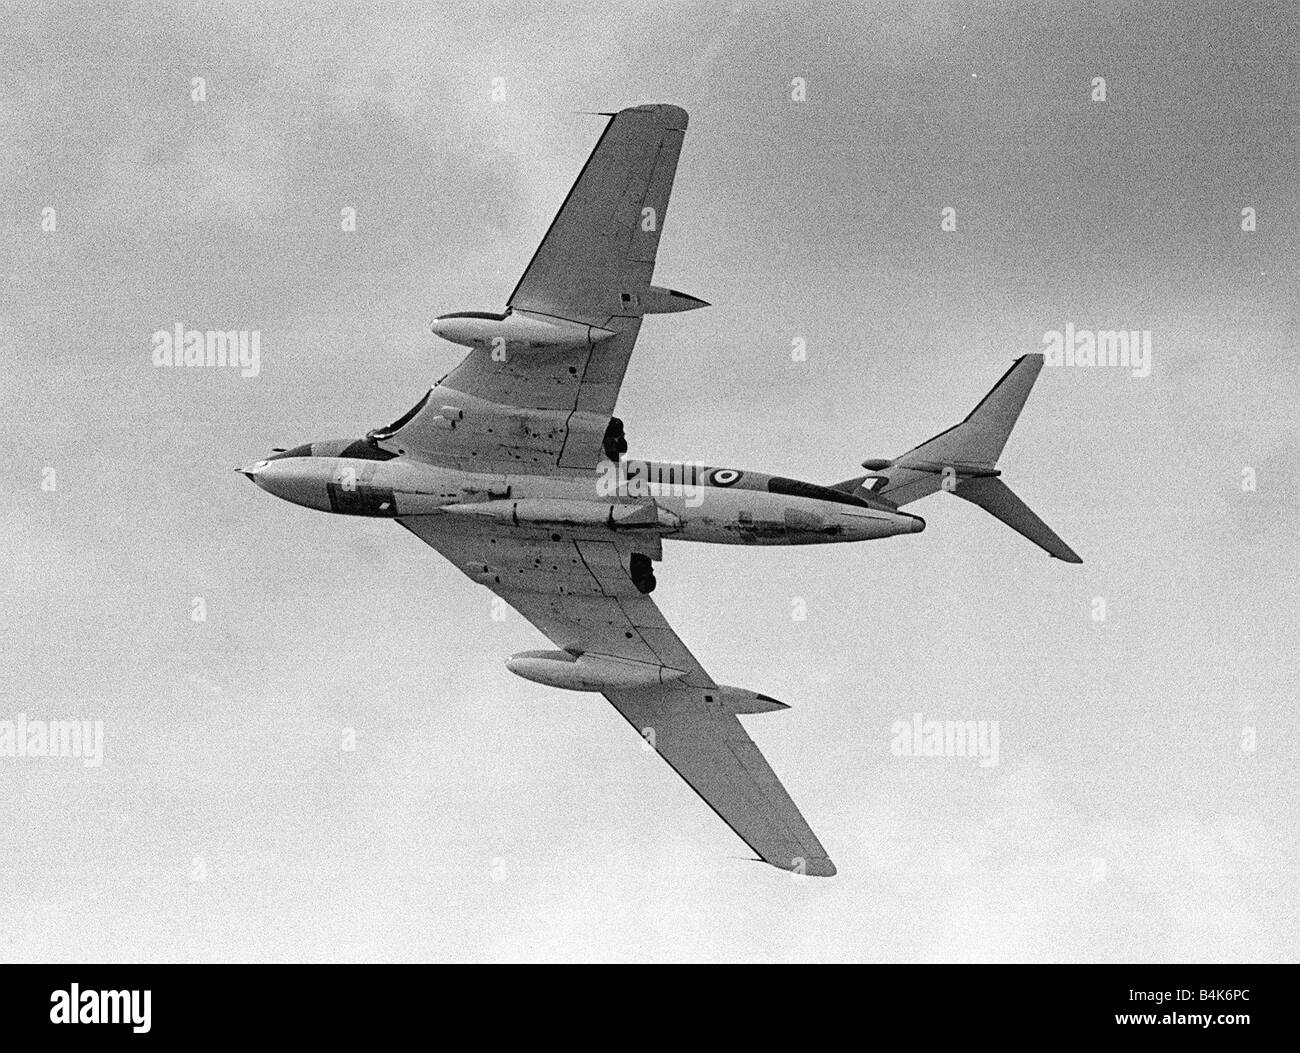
[338,440,396,461]
[266,444,313,461]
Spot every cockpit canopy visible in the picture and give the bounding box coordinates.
[265,438,395,462]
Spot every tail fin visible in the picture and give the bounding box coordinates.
[906,353,1043,468]
[845,354,1082,563]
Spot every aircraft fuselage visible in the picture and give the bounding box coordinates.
[240,446,925,546]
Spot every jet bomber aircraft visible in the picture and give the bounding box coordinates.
[241,104,1080,877]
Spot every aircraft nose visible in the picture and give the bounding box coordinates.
[236,460,270,484]
[236,457,334,512]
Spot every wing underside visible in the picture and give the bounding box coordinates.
[380,104,694,473]
[602,684,837,876]
[507,103,689,326]
[397,514,836,876]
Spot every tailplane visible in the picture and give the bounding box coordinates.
[840,354,1082,563]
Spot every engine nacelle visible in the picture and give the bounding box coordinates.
[506,650,686,692]
[430,309,614,353]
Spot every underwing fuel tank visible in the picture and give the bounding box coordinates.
[429,309,614,352]
[506,650,686,691]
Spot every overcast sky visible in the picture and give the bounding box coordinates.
[1,0,1296,961]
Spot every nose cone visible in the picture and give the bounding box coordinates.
[237,460,270,483]
[901,512,925,533]
[239,457,334,512]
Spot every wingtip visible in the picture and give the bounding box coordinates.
[799,858,838,878]
[747,856,837,877]
[624,103,689,128]
[579,104,688,127]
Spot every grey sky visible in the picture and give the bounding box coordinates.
[1,0,1296,961]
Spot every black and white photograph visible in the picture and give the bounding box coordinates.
[0,0,1294,1012]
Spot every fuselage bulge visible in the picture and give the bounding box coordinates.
[239,443,925,546]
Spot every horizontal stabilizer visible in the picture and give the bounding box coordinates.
[954,476,1082,563]
[842,354,1081,564]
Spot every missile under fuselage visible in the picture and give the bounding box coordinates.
[443,498,674,531]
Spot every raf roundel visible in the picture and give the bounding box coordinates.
[710,468,743,487]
